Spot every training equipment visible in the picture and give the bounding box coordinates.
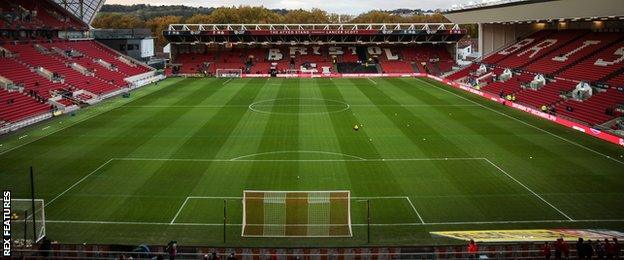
[242,190,352,237]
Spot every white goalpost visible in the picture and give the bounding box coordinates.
[216,69,243,78]
[11,199,46,243]
[241,190,352,237]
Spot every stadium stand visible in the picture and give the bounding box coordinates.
[496,30,587,69]
[445,63,479,81]
[525,32,623,75]
[515,80,577,108]
[481,30,555,64]
[447,29,624,126]
[172,45,455,75]
[558,38,624,83]
[556,88,624,125]
[0,0,156,129]
[0,87,51,123]
[0,0,86,31]
[481,71,533,96]
[0,55,66,98]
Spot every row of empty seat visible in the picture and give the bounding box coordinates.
[0,0,86,30]
[0,87,51,123]
[447,29,624,126]
[172,45,455,75]
[0,39,153,123]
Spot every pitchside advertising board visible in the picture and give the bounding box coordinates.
[3,190,10,257]
[432,229,624,242]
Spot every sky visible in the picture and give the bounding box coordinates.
[103,0,464,14]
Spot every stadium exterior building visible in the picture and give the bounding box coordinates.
[91,28,155,62]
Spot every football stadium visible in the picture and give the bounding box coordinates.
[1,0,624,258]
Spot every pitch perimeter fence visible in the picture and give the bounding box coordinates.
[9,243,569,259]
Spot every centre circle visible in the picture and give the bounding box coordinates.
[248,98,350,115]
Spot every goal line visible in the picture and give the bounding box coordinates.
[242,190,352,238]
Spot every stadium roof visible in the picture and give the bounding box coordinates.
[444,0,624,24]
[51,0,106,26]
[446,0,540,13]
[163,23,466,45]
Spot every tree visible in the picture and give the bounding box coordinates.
[91,5,457,51]
[283,9,329,23]
[185,13,212,24]
[235,6,282,24]
[92,13,144,29]
[350,11,404,23]
[146,16,183,48]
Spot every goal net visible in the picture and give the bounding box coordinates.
[242,190,352,237]
[11,199,46,244]
[216,69,243,78]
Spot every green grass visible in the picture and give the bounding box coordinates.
[1,77,624,247]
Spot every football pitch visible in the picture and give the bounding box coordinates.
[1,77,624,247]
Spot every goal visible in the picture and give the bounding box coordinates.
[11,199,46,243]
[216,69,243,78]
[242,190,352,237]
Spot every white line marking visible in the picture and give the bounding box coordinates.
[42,126,50,130]
[44,158,114,207]
[120,104,478,108]
[45,219,624,226]
[230,150,366,161]
[367,78,377,85]
[0,79,205,156]
[416,78,624,166]
[483,158,573,221]
[190,196,426,200]
[188,196,243,199]
[405,196,425,224]
[1,108,123,156]
[116,157,483,162]
[33,191,623,200]
[222,78,233,85]
[40,155,562,225]
[18,135,28,140]
[248,98,351,115]
[245,190,349,193]
[170,197,190,224]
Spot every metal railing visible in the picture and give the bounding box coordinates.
[10,248,550,260]
[167,23,462,32]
